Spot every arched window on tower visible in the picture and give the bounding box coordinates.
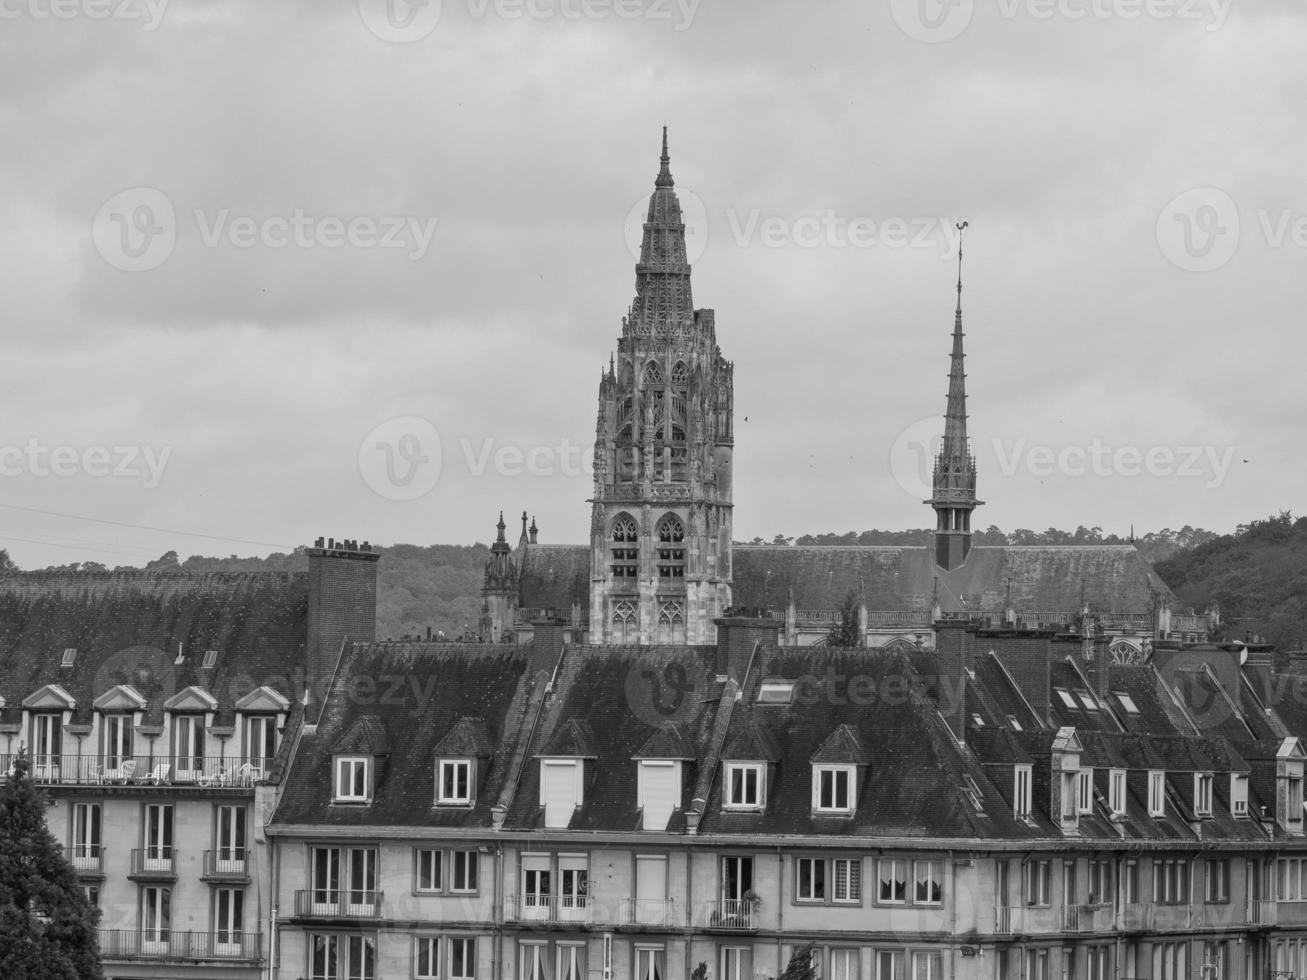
[611,516,639,584]
[657,599,686,644]
[611,599,637,644]
[657,516,686,581]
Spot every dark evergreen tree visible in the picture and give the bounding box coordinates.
[825,590,863,648]
[778,944,816,980]
[0,751,103,980]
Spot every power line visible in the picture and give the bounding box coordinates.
[0,503,293,550]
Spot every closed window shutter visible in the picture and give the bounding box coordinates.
[542,762,579,828]
[640,762,677,831]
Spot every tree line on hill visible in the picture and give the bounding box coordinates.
[9,517,1306,652]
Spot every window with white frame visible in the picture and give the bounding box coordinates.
[310,934,376,980]
[1231,773,1249,817]
[1014,766,1032,819]
[878,859,907,904]
[1148,771,1165,817]
[876,951,904,980]
[334,756,370,803]
[1108,770,1127,815]
[1024,860,1050,907]
[1205,858,1229,903]
[724,763,764,809]
[416,849,442,892]
[913,860,944,905]
[1276,858,1307,901]
[1024,949,1049,980]
[1088,859,1112,906]
[912,951,942,980]
[1153,858,1189,905]
[449,938,476,980]
[245,715,278,770]
[638,946,667,980]
[796,857,826,902]
[720,948,749,980]
[557,943,585,980]
[813,765,854,813]
[71,802,101,870]
[829,949,858,980]
[1195,772,1214,817]
[1077,769,1094,815]
[520,942,549,980]
[541,760,581,829]
[415,937,441,979]
[1152,941,1186,980]
[1086,946,1109,980]
[1122,860,1139,903]
[450,850,479,893]
[833,858,861,903]
[438,760,473,805]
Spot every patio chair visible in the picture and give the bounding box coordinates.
[144,763,171,785]
[118,759,137,784]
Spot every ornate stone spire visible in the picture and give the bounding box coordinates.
[929,221,982,571]
[630,127,693,334]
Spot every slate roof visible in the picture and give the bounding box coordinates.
[0,570,308,728]
[518,545,589,611]
[273,642,538,828]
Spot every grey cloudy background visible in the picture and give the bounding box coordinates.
[0,0,1302,567]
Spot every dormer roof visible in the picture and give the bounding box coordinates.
[634,721,696,761]
[433,716,495,758]
[810,724,869,766]
[332,715,390,755]
[93,684,147,712]
[163,685,219,712]
[538,719,598,759]
[22,683,76,711]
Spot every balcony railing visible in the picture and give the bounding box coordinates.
[0,754,267,787]
[995,905,1061,934]
[620,898,682,928]
[130,848,176,878]
[701,900,758,930]
[1119,903,1155,931]
[1062,904,1114,933]
[294,889,384,919]
[98,928,261,961]
[69,844,104,873]
[506,894,591,925]
[203,849,249,878]
[1250,900,1278,926]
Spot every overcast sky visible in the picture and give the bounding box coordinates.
[0,0,1302,568]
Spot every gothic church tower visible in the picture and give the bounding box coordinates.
[589,130,734,644]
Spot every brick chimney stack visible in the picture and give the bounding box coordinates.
[306,536,381,707]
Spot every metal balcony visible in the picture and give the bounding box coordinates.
[700,899,758,931]
[506,894,591,926]
[294,889,384,919]
[98,928,261,961]
[129,847,177,879]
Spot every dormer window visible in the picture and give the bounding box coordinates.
[1231,773,1249,817]
[334,756,371,803]
[637,760,682,830]
[1194,772,1214,817]
[437,759,473,805]
[1109,769,1127,815]
[1014,765,1032,819]
[725,762,764,809]
[541,760,582,828]
[813,765,854,813]
[1149,771,1166,817]
[1078,769,1094,815]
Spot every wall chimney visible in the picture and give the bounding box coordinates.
[934,619,973,742]
[714,615,781,684]
[306,537,381,705]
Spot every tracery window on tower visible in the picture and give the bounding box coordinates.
[643,361,664,386]
[610,516,639,583]
[657,516,686,580]
[657,599,686,644]
[611,600,637,644]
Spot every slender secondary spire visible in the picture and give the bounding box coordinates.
[943,220,969,454]
[928,220,981,572]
